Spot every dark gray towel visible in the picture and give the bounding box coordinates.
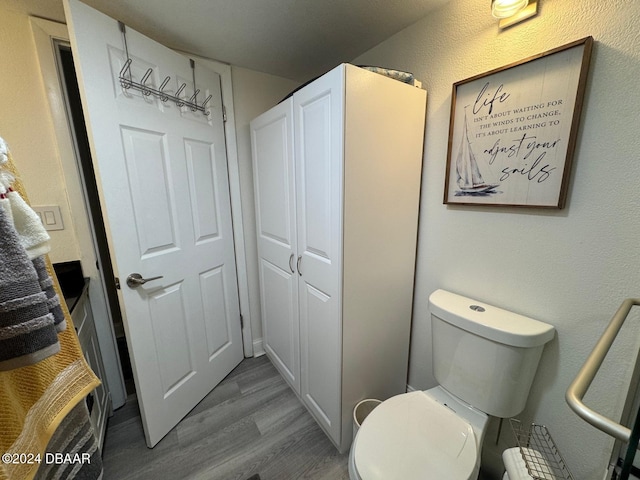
[0,208,59,370]
[32,256,66,332]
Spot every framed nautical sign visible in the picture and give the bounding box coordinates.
[444,37,593,208]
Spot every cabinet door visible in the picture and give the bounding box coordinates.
[251,99,300,393]
[294,66,344,444]
[74,292,110,450]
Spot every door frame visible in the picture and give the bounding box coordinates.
[30,16,127,408]
[29,18,255,393]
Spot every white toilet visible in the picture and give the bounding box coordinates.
[349,289,555,480]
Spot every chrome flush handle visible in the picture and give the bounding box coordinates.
[126,273,164,288]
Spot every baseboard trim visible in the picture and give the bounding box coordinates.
[252,338,266,357]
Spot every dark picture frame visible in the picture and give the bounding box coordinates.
[444,37,593,208]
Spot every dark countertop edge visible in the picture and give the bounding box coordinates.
[64,278,90,314]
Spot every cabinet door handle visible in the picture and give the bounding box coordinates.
[289,253,295,273]
[297,255,302,276]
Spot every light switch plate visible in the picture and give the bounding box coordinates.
[32,205,64,231]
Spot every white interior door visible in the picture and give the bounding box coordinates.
[64,0,243,447]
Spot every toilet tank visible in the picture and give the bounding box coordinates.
[428,290,555,418]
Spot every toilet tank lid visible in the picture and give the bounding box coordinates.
[428,289,555,348]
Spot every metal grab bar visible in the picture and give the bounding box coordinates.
[566,298,640,443]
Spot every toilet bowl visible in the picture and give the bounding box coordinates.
[348,289,555,480]
[349,387,488,480]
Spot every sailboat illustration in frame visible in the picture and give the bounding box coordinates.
[455,107,500,196]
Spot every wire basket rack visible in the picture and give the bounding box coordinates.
[509,418,574,480]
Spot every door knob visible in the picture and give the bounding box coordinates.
[126,273,164,288]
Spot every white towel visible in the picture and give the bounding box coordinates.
[0,148,51,259]
[502,447,556,479]
[0,136,8,164]
[7,188,51,259]
[0,182,13,225]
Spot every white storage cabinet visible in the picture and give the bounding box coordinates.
[251,63,426,452]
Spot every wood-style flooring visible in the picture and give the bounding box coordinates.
[101,355,350,480]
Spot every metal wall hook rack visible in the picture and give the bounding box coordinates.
[118,22,212,116]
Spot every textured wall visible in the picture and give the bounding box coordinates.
[0,9,81,263]
[354,0,640,477]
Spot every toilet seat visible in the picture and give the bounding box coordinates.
[352,391,478,480]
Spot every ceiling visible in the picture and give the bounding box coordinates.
[5,0,449,82]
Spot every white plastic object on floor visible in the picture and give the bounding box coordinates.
[503,447,556,479]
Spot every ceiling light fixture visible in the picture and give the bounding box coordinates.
[491,0,528,18]
[492,0,539,28]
